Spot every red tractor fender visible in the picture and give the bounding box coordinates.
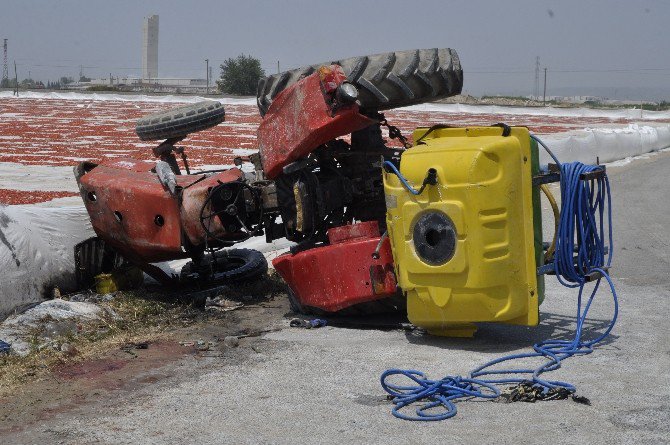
[257,65,377,179]
[272,221,397,312]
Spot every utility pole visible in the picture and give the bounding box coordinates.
[2,39,8,88]
[543,67,547,106]
[209,66,213,91]
[534,56,540,99]
[205,58,209,94]
[14,60,18,97]
[277,60,280,74]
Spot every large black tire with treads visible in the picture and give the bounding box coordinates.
[135,101,225,141]
[257,48,462,116]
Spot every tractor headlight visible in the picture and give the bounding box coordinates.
[336,82,358,104]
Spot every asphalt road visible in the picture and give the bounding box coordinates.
[5,152,670,444]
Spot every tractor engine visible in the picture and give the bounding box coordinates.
[271,123,396,250]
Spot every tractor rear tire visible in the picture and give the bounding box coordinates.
[256,48,462,116]
[135,101,225,141]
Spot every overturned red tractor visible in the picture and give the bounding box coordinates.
[76,47,563,338]
[76,49,464,317]
[77,47,557,338]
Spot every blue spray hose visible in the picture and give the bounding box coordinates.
[381,160,618,421]
[383,160,425,195]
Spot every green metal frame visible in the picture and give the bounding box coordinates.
[530,137,546,305]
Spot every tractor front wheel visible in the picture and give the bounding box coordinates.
[135,101,225,141]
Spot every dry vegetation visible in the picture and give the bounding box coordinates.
[0,272,288,396]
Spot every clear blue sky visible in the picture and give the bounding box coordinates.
[1,0,669,99]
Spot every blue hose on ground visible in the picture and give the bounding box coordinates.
[381,161,618,421]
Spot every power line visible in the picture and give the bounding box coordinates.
[19,62,210,74]
[552,68,670,73]
[469,67,670,74]
[543,67,547,105]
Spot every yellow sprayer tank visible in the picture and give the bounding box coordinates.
[384,126,544,337]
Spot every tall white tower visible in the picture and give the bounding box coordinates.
[142,15,159,80]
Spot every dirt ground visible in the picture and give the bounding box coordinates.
[0,286,291,436]
[1,152,669,444]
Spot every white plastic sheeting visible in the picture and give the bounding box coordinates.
[4,91,670,121]
[0,199,293,321]
[0,162,80,192]
[538,124,670,165]
[0,204,94,319]
[0,90,257,106]
[401,102,670,121]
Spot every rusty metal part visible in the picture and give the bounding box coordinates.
[259,181,278,209]
[180,170,245,246]
[75,160,243,268]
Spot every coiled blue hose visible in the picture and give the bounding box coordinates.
[380,372,499,421]
[381,161,618,421]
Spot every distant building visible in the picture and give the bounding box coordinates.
[76,76,209,93]
[561,95,603,104]
[142,15,159,80]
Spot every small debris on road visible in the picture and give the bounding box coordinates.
[179,339,217,351]
[289,318,328,329]
[120,341,149,357]
[223,336,239,348]
[205,296,244,312]
[60,342,78,357]
[121,342,149,352]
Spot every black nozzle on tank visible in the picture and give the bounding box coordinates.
[414,168,439,195]
[424,168,438,186]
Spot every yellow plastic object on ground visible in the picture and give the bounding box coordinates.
[384,126,543,337]
[94,266,144,294]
